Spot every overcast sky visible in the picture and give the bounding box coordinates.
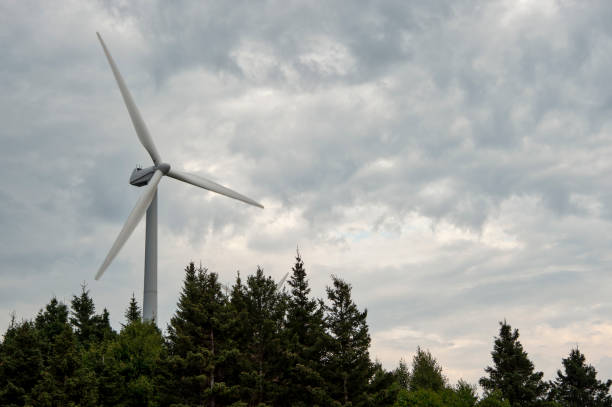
[2,0,612,386]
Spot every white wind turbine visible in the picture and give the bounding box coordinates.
[94,33,263,323]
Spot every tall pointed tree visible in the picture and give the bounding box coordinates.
[480,321,548,407]
[549,348,612,407]
[70,284,97,345]
[323,275,372,406]
[235,267,286,405]
[165,262,237,407]
[124,294,142,326]
[282,250,328,406]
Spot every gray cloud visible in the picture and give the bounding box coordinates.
[2,0,612,386]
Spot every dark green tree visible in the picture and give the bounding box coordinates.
[102,320,164,407]
[477,390,511,407]
[324,275,372,406]
[164,262,237,407]
[70,284,113,345]
[479,321,548,407]
[282,251,328,406]
[70,284,96,344]
[0,316,42,406]
[549,347,612,407]
[409,347,446,392]
[454,379,478,407]
[395,358,410,390]
[124,294,142,325]
[28,297,98,406]
[364,361,401,406]
[235,267,286,406]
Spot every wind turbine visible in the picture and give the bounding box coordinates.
[94,33,263,323]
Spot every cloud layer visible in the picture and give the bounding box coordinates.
[2,0,612,385]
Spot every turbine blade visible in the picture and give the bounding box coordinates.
[277,272,289,289]
[167,168,264,209]
[95,170,164,280]
[96,32,162,165]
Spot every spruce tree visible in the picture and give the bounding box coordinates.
[395,358,410,390]
[165,262,237,407]
[549,348,612,407]
[282,251,328,406]
[124,294,142,325]
[236,267,286,405]
[479,321,548,407]
[323,275,371,406]
[0,316,42,406]
[70,284,97,345]
[30,297,98,405]
[104,320,164,406]
[409,346,447,392]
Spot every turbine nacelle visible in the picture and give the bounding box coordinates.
[130,163,171,187]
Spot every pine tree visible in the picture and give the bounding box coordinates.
[124,294,142,325]
[409,346,446,392]
[549,348,612,407]
[165,262,237,407]
[0,316,43,406]
[395,358,410,390]
[282,251,328,406]
[479,321,548,407]
[29,297,98,405]
[235,266,286,405]
[70,284,97,345]
[364,361,400,406]
[324,275,372,406]
[104,320,164,406]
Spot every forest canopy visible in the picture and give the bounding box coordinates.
[1,252,610,407]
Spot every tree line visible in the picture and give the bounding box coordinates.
[0,252,610,406]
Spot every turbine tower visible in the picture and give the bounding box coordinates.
[94,33,263,323]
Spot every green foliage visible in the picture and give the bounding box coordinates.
[477,390,511,407]
[0,316,42,406]
[281,251,328,406]
[104,320,163,406]
[70,284,115,346]
[395,358,410,390]
[7,255,609,407]
[455,379,478,407]
[124,294,142,326]
[549,347,612,407]
[480,321,548,407]
[365,361,402,406]
[165,262,238,406]
[234,266,286,405]
[409,347,446,392]
[324,275,372,406]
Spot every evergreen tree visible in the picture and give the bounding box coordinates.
[479,321,548,407]
[455,379,478,407]
[103,320,164,407]
[409,347,446,392]
[236,267,286,406]
[29,297,98,405]
[165,262,237,407]
[124,294,142,325]
[549,347,612,407]
[0,316,42,406]
[364,361,400,406]
[324,275,372,406]
[70,284,102,345]
[282,251,328,406]
[395,358,410,390]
